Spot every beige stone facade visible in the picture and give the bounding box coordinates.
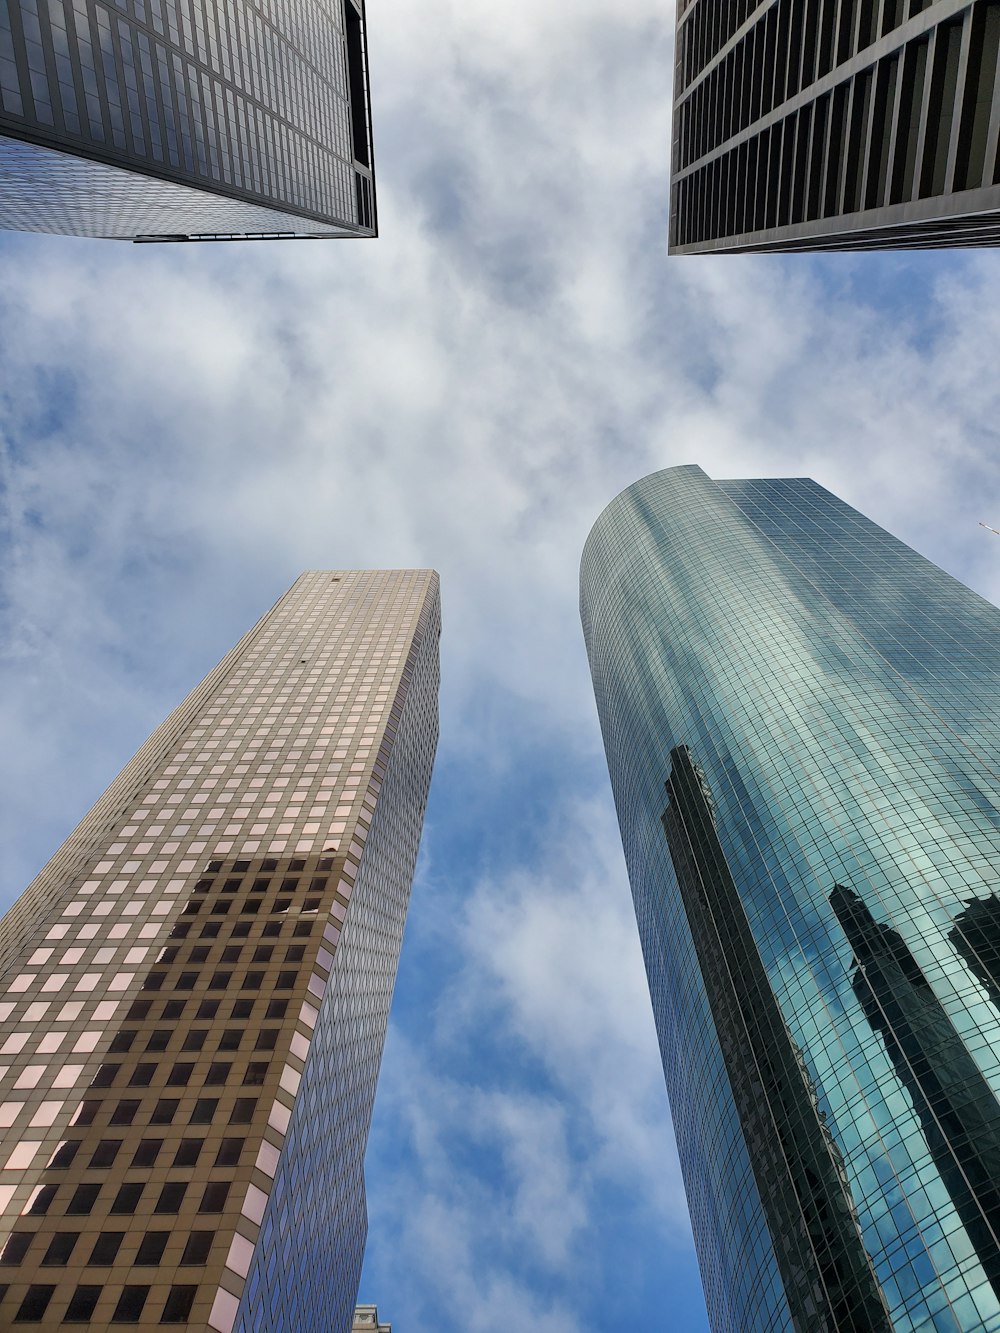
[0,570,441,1330]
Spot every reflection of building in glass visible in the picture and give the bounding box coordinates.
[0,570,439,1331]
[581,464,1000,1332]
[832,885,1000,1304]
[951,895,1000,1011]
[664,748,890,1332]
[0,0,375,239]
[671,0,1000,253]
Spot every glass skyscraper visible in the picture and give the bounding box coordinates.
[0,569,439,1330]
[0,0,375,239]
[580,465,1000,1332]
[671,0,1000,252]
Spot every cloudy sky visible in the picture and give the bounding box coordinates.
[3,0,1000,1329]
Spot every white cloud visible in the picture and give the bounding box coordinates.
[1,0,1000,1328]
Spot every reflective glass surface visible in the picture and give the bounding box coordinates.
[0,0,374,237]
[581,465,1000,1332]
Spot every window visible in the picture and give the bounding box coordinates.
[214,1137,243,1166]
[243,1063,268,1086]
[110,1183,143,1214]
[188,947,211,963]
[196,1000,220,1019]
[199,923,221,939]
[285,946,306,962]
[242,971,264,990]
[14,1284,55,1320]
[166,1063,193,1087]
[198,1181,230,1212]
[131,1139,162,1167]
[151,1099,179,1125]
[72,1101,100,1126]
[240,900,261,914]
[49,1140,81,1169]
[205,1062,231,1085]
[174,972,198,991]
[41,1232,78,1265]
[157,947,180,964]
[190,1098,218,1124]
[218,1030,242,1051]
[173,1139,203,1167]
[263,922,282,938]
[0,1233,33,1264]
[183,1031,207,1052]
[180,1231,213,1264]
[230,921,251,938]
[209,971,232,988]
[87,1232,124,1265]
[272,899,291,914]
[26,1185,57,1214]
[252,946,273,963]
[161,1001,185,1019]
[281,878,298,891]
[109,1031,136,1053]
[211,902,231,916]
[154,1182,187,1213]
[276,971,296,989]
[169,923,190,940]
[64,1285,102,1321]
[222,879,240,894]
[111,1286,149,1321]
[67,1183,101,1215]
[230,1098,256,1124]
[266,1000,287,1019]
[231,1000,253,1019]
[135,1232,169,1265]
[293,923,312,938]
[129,1064,156,1087]
[91,1063,120,1088]
[145,1031,171,1052]
[111,1100,141,1126]
[142,973,165,992]
[252,878,270,892]
[89,1140,121,1168]
[255,1030,278,1051]
[125,1000,152,1021]
[160,1286,197,1322]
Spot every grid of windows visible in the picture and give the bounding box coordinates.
[0,0,374,238]
[581,466,1000,1332]
[0,571,440,1330]
[671,0,1000,252]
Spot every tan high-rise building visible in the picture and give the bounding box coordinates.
[353,1304,392,1332]
[0,570,440,1331]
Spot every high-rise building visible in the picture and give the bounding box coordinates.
[671,0,1000,252]
[0,569,440,1331]
[0,0,375,240]
[580,465,1000,1332]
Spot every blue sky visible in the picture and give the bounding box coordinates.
[2,0,1000,1329]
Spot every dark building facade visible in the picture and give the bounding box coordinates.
[671,0,1000,252]
[581,465,1000,1331]
[0,570,439,1331]
[0,0,375,239]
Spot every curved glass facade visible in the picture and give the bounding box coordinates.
[580,465,1000,1333]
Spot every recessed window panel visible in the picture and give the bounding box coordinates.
[87,1232,124,1265]
[64,1285,102,1321]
